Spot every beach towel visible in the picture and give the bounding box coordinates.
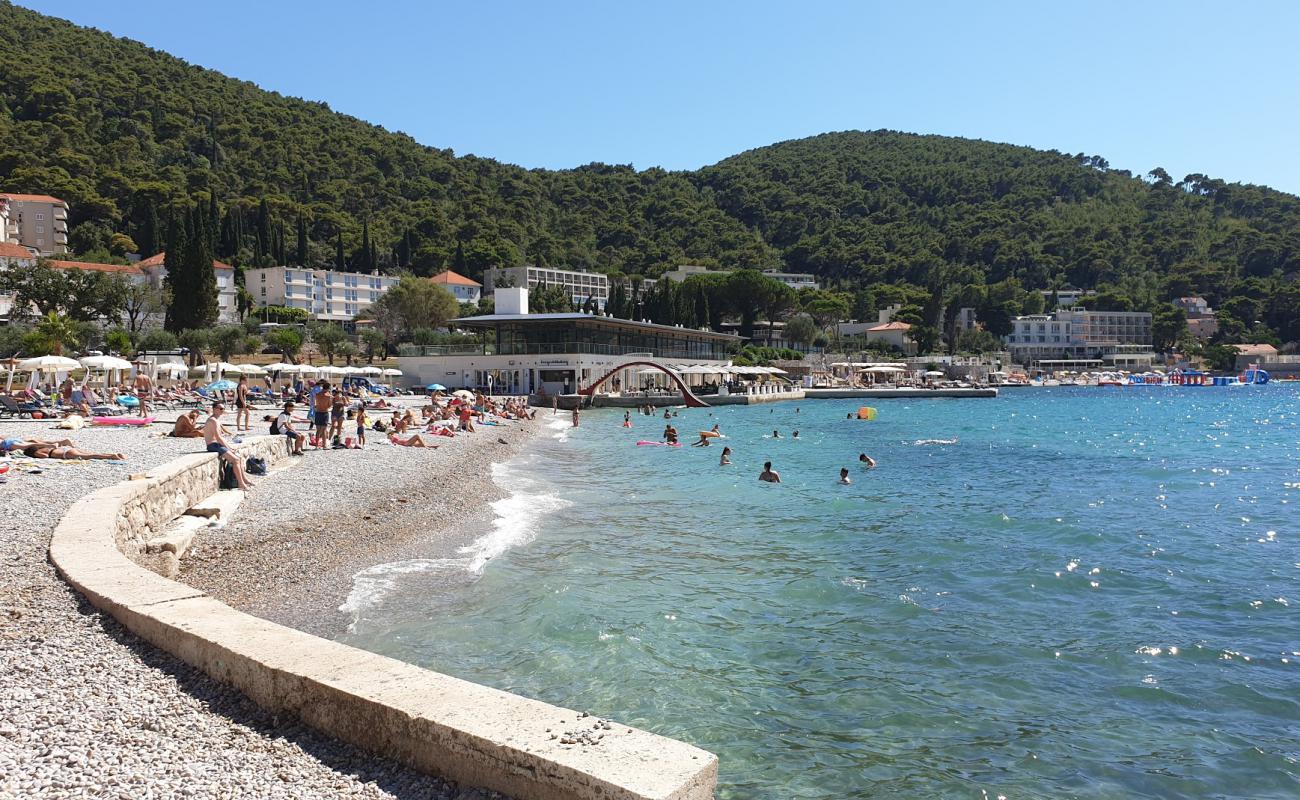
[56,414,87,430]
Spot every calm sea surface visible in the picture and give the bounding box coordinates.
[340,386,1300,799]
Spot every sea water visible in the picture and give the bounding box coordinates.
[340,387,1300,799]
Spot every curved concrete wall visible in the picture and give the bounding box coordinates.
[50,437,718,800]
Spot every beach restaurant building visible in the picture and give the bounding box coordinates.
[398,288,738,396]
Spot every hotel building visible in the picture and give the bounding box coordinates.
[1005,308,1153,369]
[0,193,70,255]
[431,269,482,304]
[245,266,399,322]
[483,265,611,309]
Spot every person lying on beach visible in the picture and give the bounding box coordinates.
[720,446,732,466]
[759,461,781,483]
[859,453,877,469]
[2,436,124,460]
[839,468,852,485]
[170,409,203,438]
[390,432,437,447]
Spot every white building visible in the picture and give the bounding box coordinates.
[484,265,609,309]
[1006,308,1153,368]
[136,252,240,323]
[246,265,399,322]
[660,264,819,290]
[0,193,69,255]
[1040,288,1094,309]
[431,269,481,304]
[0,197,11,243]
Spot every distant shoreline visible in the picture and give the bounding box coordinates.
[179,414,544,639]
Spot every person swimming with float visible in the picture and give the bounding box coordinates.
[663,423,678,444]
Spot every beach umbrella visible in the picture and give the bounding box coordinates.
[81,355,134,371]
[263,362,294,372]
[426,383,447,391]
[155,362,189,376]
[234,364,267,376]
[452,389,475,401]
[317,365,345,376]
[924,370,945,377]
[383,369,404,377]
[205,379,238,392]
[357,365,383,375]
[18,355,81,371]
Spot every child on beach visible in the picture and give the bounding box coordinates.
[355,406,367,448]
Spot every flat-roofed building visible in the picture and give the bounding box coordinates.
[246,266,399,322]
[0,193,69,255]
[484,265,610,309]
[399,292,738,396]
[1005,308,1152,367]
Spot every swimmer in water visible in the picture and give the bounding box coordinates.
[720,446,732,466]
[859,453,876,469]
[759,461,781,483]
[772,430,781,439]
[691,431,712,447]
[663,423,678,444]
[664,409,672,420]
[839,467,851,485]
[623,410,631,428]
[792,430,799,439]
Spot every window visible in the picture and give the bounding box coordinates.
[260,273,266,282]
[35,226,44,234]
[260,287,266,296]
[34,213,44,220]
[36,238,43,246]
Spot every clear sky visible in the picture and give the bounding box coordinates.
[17,1,1300,194]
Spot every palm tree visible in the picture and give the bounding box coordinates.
[35,312,80,356]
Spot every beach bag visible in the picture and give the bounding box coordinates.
[218,460,239,490]
[245,456,267,476]
[269,417,282,435]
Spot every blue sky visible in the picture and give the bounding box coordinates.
[18,1,1300,194]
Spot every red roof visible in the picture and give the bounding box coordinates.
[0,242,36,259]
[138,251,233,270]
[431,269,481,287]
[0,193,68,206]
[867,321,911,332]
[46,259,143,275]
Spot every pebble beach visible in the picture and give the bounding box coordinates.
[0,414,533,800]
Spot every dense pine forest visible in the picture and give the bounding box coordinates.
[1,2,1297,346]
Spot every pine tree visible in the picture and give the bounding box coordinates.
[296,214,308,266]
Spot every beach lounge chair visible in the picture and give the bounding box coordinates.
[0,396,40,418]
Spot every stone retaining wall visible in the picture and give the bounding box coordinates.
[50,437,718,800]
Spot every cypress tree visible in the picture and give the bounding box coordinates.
[255,198,271,266]
[162,211,187,332]
[358,218,372,273]
[296,214,308,266]
[138,201,160,258]
[190,206,220,327]
[335,230,345,271]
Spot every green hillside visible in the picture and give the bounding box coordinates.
[1,2,1297,344]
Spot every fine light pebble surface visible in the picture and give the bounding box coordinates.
[0,415,526,800]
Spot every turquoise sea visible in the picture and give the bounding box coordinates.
[341,387,1300,799]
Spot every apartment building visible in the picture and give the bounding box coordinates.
[246,266,399,321]
[1005,308,1152,366]
[136,252,240,323]
[0,253,146,321]
[0,193,70,255]
[484,265,609,309]
[431,269,482,303]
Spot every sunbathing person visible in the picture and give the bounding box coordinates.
[1,437,124,460]
[390,432,437,448]
[170,410,204,438]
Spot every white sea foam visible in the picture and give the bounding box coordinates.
[545,413,574,441]
[459,461,572,574]
[339,557,469,629]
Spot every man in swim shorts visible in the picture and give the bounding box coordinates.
[312,381,332,449]
[204,402,250,490]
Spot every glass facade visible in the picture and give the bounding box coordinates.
[481,319,732,361]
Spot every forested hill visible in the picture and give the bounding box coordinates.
[1,1,1297,342]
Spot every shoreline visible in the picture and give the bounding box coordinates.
[179,415,546,639]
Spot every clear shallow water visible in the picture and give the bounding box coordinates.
[341,388,1300,799]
